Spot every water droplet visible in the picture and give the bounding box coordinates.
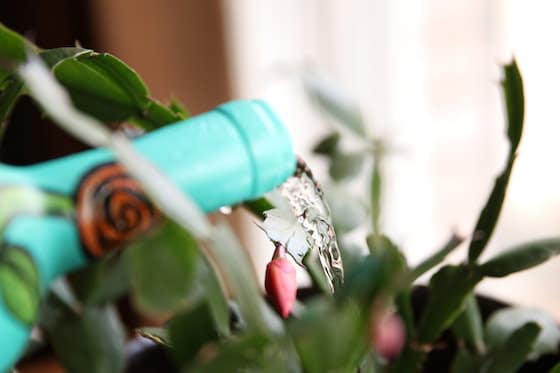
[219,206,232,215]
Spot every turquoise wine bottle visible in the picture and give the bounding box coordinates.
[0,99,296,371]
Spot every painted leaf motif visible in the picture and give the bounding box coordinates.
[0,247,40,325]
[260,208,308,265]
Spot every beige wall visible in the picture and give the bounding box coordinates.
[222,0,560,318]
[91,0,231,114]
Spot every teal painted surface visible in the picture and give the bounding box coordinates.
[0,100,295,371]
[5,217,85,286]
[23,100,296,209]
[0,217,81,373]
[0,297,27,373]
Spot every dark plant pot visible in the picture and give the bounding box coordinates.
[16,338,178,373]
[125,339,176,373]
[410,286,560,373]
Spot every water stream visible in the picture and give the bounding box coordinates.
[278,159,344,292]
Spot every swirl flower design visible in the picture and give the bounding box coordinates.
[76,163,160,257]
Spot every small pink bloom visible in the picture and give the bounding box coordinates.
[265,244,297,318]
[372,314,406,360]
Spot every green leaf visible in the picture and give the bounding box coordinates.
[324,184,367,233]
[0,30,76,127]
[136,326,170,345]
[550,362,560,373]
[0,77,24,142]
[195,259,231,337]
[468,59,525,263]
[39,47,90,68]
[208,221,279,334]
[503,59,525,152]
[54,53,144,122]
[344,249,385,304]
[41,278,82,327]
[467,157,515,263]
[173,254,231,337]
[479,238,560,277]
[313,132,340,156]
[481,322,540,373]
[452,294,485,354]
[412,233,464,280]
[126,221,199,315]
[288,300,368,372]
[0,247,40,325]
[303,71,366,136]
[395,289,415,339]
[370,158,382,235]
[391,348,425,373]
[365,234,406,265]
[341,235,407,306]
[417,265,482,343]
[69,254,130,305]
[53,52,180,129]
[141,99,182,128]
[74,53,149,107]
[168,301,220,367]
[243,197,275,219]
[0,23,29,60]
[485,307,560,360]
[358,353,378,373]
[451,349,483,373]
[189,333,286,373]
[47,304,126,373]
[338,243,366,274]
[0,23,36,75]
[329,151,365,181]
[303,254,333,295]
[169,98,190,119]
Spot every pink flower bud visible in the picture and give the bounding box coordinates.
[372,314,405,360]
[265,246,297,318]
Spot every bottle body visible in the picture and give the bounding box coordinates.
[0,99,295,371]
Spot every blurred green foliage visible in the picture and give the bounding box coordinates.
[0,23,559,372]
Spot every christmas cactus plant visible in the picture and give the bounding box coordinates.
[0,23,559,372]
